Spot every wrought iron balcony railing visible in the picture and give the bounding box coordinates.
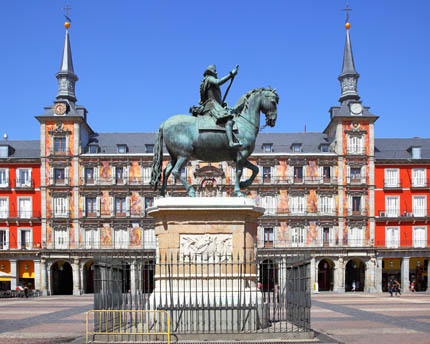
[0,210,41,220]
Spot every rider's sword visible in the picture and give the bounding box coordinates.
[222,65,239,105]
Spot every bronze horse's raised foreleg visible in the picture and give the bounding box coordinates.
[171,156,196,197]
[239,160,259,188]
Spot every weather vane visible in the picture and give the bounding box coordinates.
[342,1,352,23]
[63,1,72,23]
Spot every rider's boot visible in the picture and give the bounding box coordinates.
[226,121,242,148]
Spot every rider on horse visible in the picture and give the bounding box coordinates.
[192,64,242,148]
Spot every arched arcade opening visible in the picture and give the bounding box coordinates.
[51,260,73,295]
[345,258,365,292]
[83,260,94,294]
[318,258,334,291]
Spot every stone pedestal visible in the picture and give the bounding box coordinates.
[147,197,267,330]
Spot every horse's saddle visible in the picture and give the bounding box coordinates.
[197,115,238,133]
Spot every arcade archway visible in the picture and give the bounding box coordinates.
[83,260,94,294]
[318,258,334,291]
[345,258,365,292]
[51,260,73,295]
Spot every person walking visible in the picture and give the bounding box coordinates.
[394,279,401,296]
[388,278,394,297]
[351,281,356,292]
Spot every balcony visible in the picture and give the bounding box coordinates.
[376,209,430,221]
[384,180,402,190]
[52,211,72,219]
[46,239,157,250]
[346,176,366,185]
[0,179,10,189]
[346,208,368,216]
[81,210,148,218]
[49,177,70,186]
[15,179,34,189]
[410,178,430,189]
[260,208,336,217]
[253,176,337,185]
[80,177,152,186]
[0,210,41,220]
[375,239,429,248]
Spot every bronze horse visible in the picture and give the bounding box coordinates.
[150,87,279,196]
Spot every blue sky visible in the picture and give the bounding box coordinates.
[1,1,428,140]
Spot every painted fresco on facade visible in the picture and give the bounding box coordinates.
[307,190,317,213]
[69,223,75,249]
[47,223,52,245]
[307,221,318,245]
[275,160,288,182]
[129,223,142,247]
[278,190,289,212]
[307,161,318,178]
[101,223,112,247]
[46,192,52,218]
[129,161,141,183]
[45,121,74,156]
[131,192,143,216]
[276,222,289,247]
[69,191,74,216]
[100,161,111,183]
[100,191,111,216]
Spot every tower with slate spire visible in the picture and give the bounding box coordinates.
[324,21,379,293]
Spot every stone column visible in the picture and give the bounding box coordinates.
[401,257,410,293]
[47,263,52,295]
[80,263,85,294]
[130,261,136,294]
[364,257,377,293]
[34,260,41,290]
[10,259,17,290]
[40,258,48,296]
[375,257,383,293]
[310,257,317,292]
[333,257,345,293]
[72,259,81,296]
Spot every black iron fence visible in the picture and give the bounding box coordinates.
[92,252,311,336]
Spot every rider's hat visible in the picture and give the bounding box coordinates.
[204,64,217,76]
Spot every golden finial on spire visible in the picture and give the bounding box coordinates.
[342,1,352,30]
[62,1,72,30]
[345,22,351,30]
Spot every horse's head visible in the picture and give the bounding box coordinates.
[260,88,279,128]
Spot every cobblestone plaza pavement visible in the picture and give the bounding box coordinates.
[312,292,430,344]
[0,293,430,343]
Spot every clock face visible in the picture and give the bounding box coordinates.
[54,102,67,115]
[350,103,363,115]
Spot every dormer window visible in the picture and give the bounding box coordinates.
[412,147,421,159]
[117,144,128,154]
[319,144,329,152]
[291,144,302,153]
[262,143,273,153]
[0,146,9,158]
[145,144,154,153]
[87,144,99,154]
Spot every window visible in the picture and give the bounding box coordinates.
[85,228,99,249]
[412,168,426,187]
[54,137,66,154]
[145,197,154,209]
[290,195,305,214]
[349,167,362,183]
[386,196,400,217]
[0,168,8,187]
[86,198,97,216]
[413,226,426,248]
[115,198,126,216]
[145,144,154,153]
[88,145,99,153]
[264,228,274,247]
[351,196,361,215]
[322,228,330,247]
[0,229,9,250]
[262,143,272,153]
[54,168,65,184]
[115,167,124,183]
[18,197,32,218]
[85,167,95,184]
[54,198,68,217]
[114,228,128,249]
[347,135,364,154]
[385,168,399,187]
[292,144,302,152]
[320,144,329,152]
[54,228,68,249]
[18,228,32,249]
[412,147,421,159]
[413,196,426,217]
[16,168,31,187]
[143,167,151,184]
[0,146,8,157]
[117,144,127,153]
[319,196,333,215]
[294,166,303,183]
[348,226,364,247]
[291,227,305,247]
[0,198,8,218]
[322,166,331,182]
[260,195,277,215]
[263,167,271,183]
[386,227,400,248]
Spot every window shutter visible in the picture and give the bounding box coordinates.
[96,196,100,216]
[28,169,32,186]
[348,196,352,215]
[125,166,129,183]
[81,166,85,185]
[82,196,86,214]
[257,226,264,247]
[126,196,131,216]
[65,167,69,184]
[347,166,351,183]
[110,197,114,216]
[112,166,116,184]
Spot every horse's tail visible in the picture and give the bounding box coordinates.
[150,124,164,191]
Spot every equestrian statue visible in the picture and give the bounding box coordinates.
[150,64,279,197]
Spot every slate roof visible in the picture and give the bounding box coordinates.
[86,132,331,155]
[329,102,378,118]
[0,140,40,159]
[375,138,430,160]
